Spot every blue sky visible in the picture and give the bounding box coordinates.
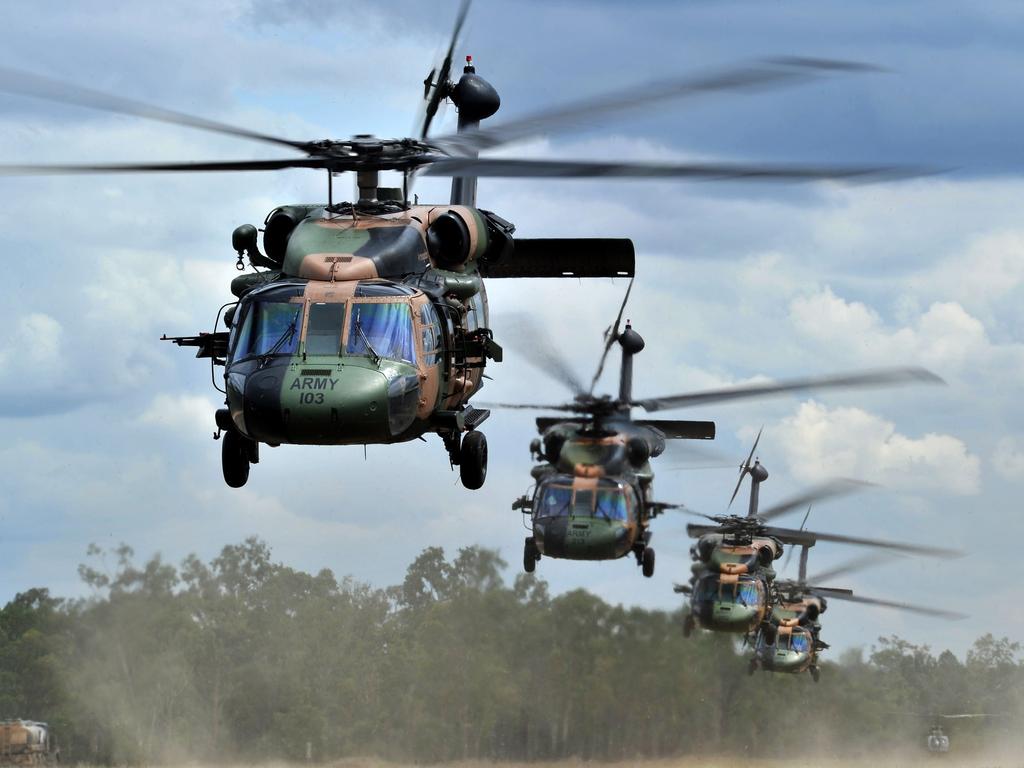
[0,0,1022,656]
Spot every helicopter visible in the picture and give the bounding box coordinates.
[749,547,966,681]
[677,433,963,648]
[0,1,927,490]
[501,285,944,577]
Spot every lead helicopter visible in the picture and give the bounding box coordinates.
[677,435,963,653]
[500,285,943,576]
[0,1,923,489]
[749,546,965,681]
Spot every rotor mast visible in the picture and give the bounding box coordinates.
[617,322,645,404]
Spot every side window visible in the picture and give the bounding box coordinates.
[420,304,441,366]
[230,303,253,360]
[306,302,346,356]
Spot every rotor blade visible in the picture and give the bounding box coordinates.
[686,523,719,539]
[0,158,332,175]
[806,552,899,585]
[421,157,931,182]
[588,278,634,394]
[758,478,871,522]
[631,367,944,412]
[428,57,879,155]
[728,427,762,509]
[0,65,310,152]
[421,0,471,138]
[765,525,964,558]
[499,313,586,396]
[808,588,968,620]
[474,401,581,412]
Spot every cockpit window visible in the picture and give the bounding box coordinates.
[594,488,628,521]
[789,632,811,653]
[234,300,302,359]
[306,302,346,356]
[736,580,760,607]
[347,302,416,363]
[536,485,572,517]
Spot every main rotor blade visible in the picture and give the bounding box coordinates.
[0,158,332,175]
[474,401,581,412]
[631,367,944,412]
[0,66,309,152]
[728,426,762,509]
[500,313,586,396]
[765,525,964,558]
[421,157,930,182]
[808,588,968,620]
[428,57,879,155]
[421,0,472,138]
[588,278,634,395]
[806,552,899,585]
[758,478,871,522]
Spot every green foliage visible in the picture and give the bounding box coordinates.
[1,539,1019,764]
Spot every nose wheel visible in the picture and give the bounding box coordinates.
[458,430,488,490]
[222,430,258,488]
[523,537,540,573]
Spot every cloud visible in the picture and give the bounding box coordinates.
[773,400,980,494]
[788,286,1020,377]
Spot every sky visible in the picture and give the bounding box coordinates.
[0,0,1022,656]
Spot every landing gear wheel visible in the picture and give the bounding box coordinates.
[810,666,820,683]
[222,430,250,488]
[641,547,655,578]
[524,538,539,573]
[682,614,695,638]
[748,659,758,676]
[459,430,487,490]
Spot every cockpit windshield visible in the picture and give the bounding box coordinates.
[347,302,416,363]
[234,300,302,359]
[788,632,811,653]
[534,478,634,521]
[694,576,761,606]
[536,485,572,517]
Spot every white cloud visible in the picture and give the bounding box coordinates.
[774,400,980,495]
[788,286,1017,377]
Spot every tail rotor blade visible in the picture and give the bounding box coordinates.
[728,426,762,509]
[499,313,586,396]
[421,0,472,138]
[588,277,634,394]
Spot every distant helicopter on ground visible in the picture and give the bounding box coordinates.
[0,1,926,489]
[678,434,962,661]
[500,286,944,576]
[750,545,965,681]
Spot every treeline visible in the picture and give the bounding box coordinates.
[0,538,1019,764]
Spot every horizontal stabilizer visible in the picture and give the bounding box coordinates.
[482,238,635,278]
[635,419,716,440]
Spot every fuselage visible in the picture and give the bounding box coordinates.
[221,203,501,446]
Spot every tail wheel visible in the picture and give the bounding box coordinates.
[641,546,655,578]
[524,539,539,573]
[222,430,251,488]
[682,614,695,638]
[459,430,488,490]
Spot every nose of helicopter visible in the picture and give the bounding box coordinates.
[693,598,762,633]
[536,517,630,560]
[239,363,420,444]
